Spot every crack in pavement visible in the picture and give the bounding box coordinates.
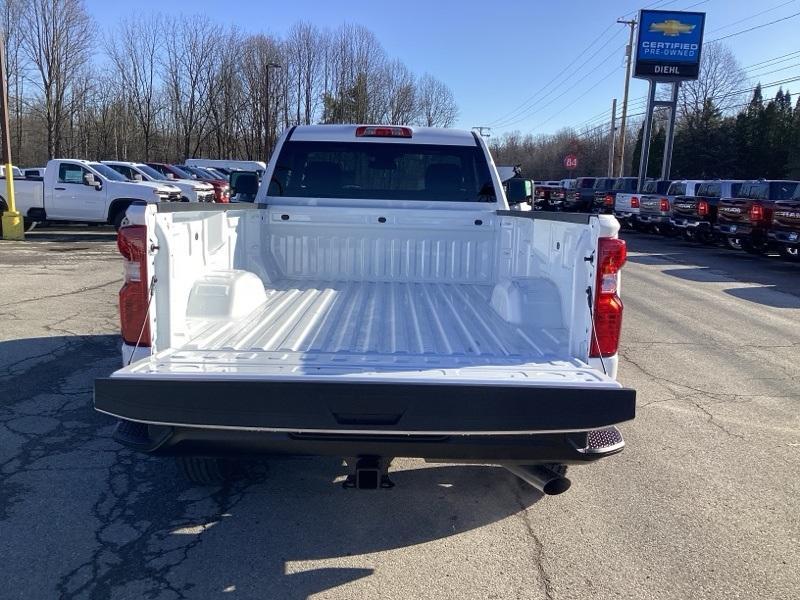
[511,483,554,600]
[2,279,120,308]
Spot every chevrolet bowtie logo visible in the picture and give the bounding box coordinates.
[649,19,696,36]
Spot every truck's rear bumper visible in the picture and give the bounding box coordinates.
[95,378,635,461]
[111,419,626,463]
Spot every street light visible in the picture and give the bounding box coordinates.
[265,62,282,158]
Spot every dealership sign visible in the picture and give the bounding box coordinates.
[634,10,706,80]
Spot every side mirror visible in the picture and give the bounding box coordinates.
[166,172,175,180]
[230,171,259,202]
[505,178,532,205]
[83,172,95,186]
[133,173,143,182]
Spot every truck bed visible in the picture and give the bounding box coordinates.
[121,278,617,388]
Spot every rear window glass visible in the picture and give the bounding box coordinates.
[667,182,686,196]
[268,141,494,202]
[613,178,636,192]
[769,182,799,200]
[642,181,656,193]
[577,177,595,187]
[697,182,720,197]
[593,178,612,190]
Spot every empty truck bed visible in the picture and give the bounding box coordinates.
[124,279,618,388]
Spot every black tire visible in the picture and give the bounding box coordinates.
[778,245,800,262]
[111,210,126,230]
[177,456,233,485]
[726,237,743,251]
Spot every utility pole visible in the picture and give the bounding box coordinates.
[473,126,492,138]
[265,62,282,159]
[607,98,617,177]
[0,32,23,240]
[615,18,636,177]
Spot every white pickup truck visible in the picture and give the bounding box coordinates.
[102,160,215,204]
[2,159,182,230]
[94,125,635,494]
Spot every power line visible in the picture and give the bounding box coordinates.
[707,10,800,42]
[574,49,800,131]
[707,0,798,34]
[488,32,626,128]
[575,75,800,138]
[484,24,619,127]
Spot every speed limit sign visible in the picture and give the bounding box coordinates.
[563,154,578,169]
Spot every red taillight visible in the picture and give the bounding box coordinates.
[117,225,151,346]
[697,200,709,217]
[659,198,670,212]
[604,194,614,206]
[355,125,412,138]
[630,196,640,209]
[590,237,626,358]
[749,203,764,222]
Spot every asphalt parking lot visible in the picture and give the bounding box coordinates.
[1,225,798,600]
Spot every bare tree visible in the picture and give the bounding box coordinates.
[383,59,417,125]
[679,44,746,119]
[286,21,322,125]
[105,15,164,160]
[416,73,458,127]
[1,0,28,159]
[20,0,94,158]
[162,15,223,159]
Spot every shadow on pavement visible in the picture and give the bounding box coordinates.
[622,231,800,300]
[0,334,541,599]
[724,286,800,309]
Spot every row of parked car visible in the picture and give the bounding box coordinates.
[0,159,266,232]
[502,173,800,261]
[593,176,799,260]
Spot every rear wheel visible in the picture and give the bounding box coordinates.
[111,210,126,230]
[176,456,234,485]
[779,245,800,261]
[726,237,743,251]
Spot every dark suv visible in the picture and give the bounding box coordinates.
[715,180,800,253]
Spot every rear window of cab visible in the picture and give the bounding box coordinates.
[267,140,495,202]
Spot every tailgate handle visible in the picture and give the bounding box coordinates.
[332,412,403,426]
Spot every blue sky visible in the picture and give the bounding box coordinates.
[87,0,800,137]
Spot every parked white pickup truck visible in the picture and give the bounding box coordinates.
[3,159,182,229]
[103,161,214,203]
[95,125,635,494]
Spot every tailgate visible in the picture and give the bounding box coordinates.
[717,199,751,224]
[96,355,635,434]
[672,196,698,218]
[772,199,800,230]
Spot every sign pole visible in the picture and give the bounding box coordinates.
[661,81,681,181]
[0,31,23,240]
[615,19,637,177]
[637,81,657,193]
